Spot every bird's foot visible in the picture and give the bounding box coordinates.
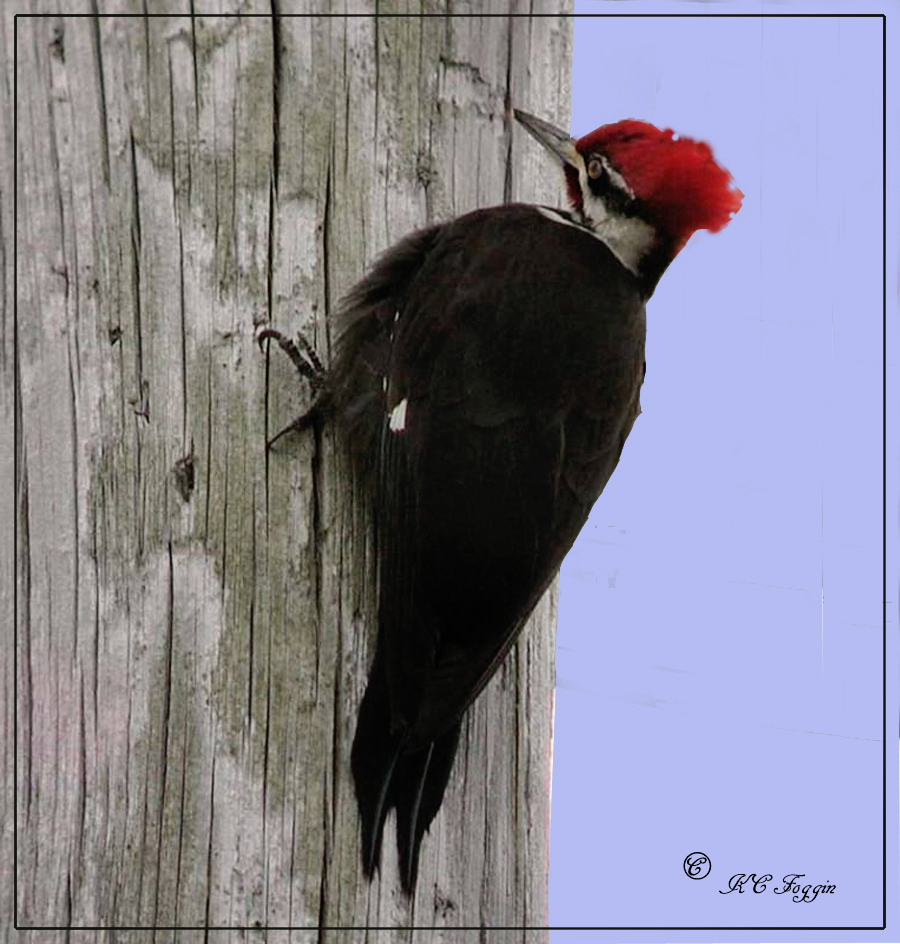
[257,327,328,450]
[257,327,326,390]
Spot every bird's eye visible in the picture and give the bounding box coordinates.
[588,158,604,179]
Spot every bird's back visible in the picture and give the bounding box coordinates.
[341,204,646,889]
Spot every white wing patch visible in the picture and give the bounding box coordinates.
[389,398,409,433]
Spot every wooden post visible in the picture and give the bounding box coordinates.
[6,5,572,934]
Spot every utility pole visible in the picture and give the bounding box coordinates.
[8,7,572,934]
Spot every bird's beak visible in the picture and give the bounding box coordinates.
[514,109,580,170]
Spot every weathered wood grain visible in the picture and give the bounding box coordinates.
[5,4,573,937]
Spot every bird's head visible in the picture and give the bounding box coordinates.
[515,109,742,288]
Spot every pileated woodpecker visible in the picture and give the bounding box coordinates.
[260,108,741,894]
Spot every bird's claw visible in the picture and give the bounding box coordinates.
[257,326,326,393]
[257,326,328,450]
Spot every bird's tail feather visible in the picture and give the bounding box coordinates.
[351,655,461,893]
[393,724,461,893]
[351,654,400,876]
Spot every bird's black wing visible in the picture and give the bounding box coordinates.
[345,205,646,890]
[381,206,646,745]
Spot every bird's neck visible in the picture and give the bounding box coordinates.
[575,200,680,298]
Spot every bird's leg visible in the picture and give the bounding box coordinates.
[257,327,329,450]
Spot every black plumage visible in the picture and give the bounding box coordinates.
[262,107,741,896]
[325,204,647,891]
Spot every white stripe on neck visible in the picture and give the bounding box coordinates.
[535,204,656,279]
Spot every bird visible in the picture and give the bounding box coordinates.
[258,107,742,894]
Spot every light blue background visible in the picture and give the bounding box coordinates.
[550,5,895,939]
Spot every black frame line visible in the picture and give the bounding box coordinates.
[11,9,890,934]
